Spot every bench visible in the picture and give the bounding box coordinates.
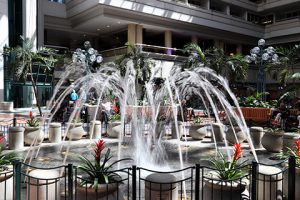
[239,107,272,125]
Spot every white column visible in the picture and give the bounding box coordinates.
[165,30,172,55]
[23,0,37,51]
[128,24,136,45]
[136,24,143,44]
[0,0,9,101]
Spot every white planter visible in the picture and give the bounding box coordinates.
[261,131,284,153]
[0,166,13,200]
[257,165,282,200]
[49,123,62,143]
[86,105,101,121]
[145,173,178,200]
[76,182,119,200]
[0,102,13,111]
[107,121,121,138]
[66,123,85,140]
[282,132,300,153]
[250,127,264,149]
[27,169,60,200]
[211,123,225,143]
[89,120,102,139]
[8,127,24,150]
[24,126,44,146]
[226,126,247,144]
[203,171,249,200]
[189,124,206,140]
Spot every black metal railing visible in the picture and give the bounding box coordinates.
[9,156,298,200]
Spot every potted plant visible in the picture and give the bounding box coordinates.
[24,111,44,145]
[261,119,284,153]
[203,144,249,200]
[76,139,131,199]
[0,135,20,199]
[189,116,206,140]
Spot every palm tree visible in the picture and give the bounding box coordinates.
[266,45,300,101]
[115,43,153,99]
[10,36,57,116]
[267,45,300,87]
[204,47,248,82]
[182,43,205,69]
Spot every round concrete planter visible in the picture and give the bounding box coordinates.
[283,167,300,199]
[49,123,62,143]
[76,182,118,200]
[8,127,24,150]
[0,166,13,200]
[282,132,300,153]
[257,165,282,200]
[171,121,184,139]
[189,124,206,140]
[24,126,44,146]
[250,127,264,149]
[211,123,225,143]
[145,173,178,200]
[89,120,102,139]
[28,169,60,200]
[226,126,247,144]
[66,123,85,140]
[203,171,249,200]
[0,102,13,111]
[261,131,284,153]
[107,121,121,138]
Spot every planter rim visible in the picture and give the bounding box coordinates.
[8,127,25,132]
[49,122,61,128]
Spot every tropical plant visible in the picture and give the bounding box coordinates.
[267,45,300,87]
[0,136,19,171]
[9,36,58,116]
[209,143,248,180]
[77,139,131,188]
[26,111,39,127]
[286,140,300,165]
[183,43,205,69]
[109,113,121,121]
[193,116,203,124]
[238,92,271,108]
[115,43,153,99]
[204,47,248,83]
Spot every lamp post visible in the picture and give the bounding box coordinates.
[72,41,103,73]
[245,39,278,101]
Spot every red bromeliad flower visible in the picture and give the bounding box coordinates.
[94,139,105,164]
[29,111,33,120]
[233,143,242,162]
[0,135,5,143]
[273,118,278,128]
[296,140,300,157]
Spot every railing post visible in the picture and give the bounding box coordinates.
[13,160,21,200]
[251,161,258,200]
[195,164,200,200]
[13,118,16,127]
[288,156,296,200]
[68,164,73,200]
[132,165,136,200]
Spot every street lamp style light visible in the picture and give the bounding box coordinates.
[72,41,103,73]
[245,39,278,101]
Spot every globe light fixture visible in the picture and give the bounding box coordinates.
[72,41,103,73]
[245,39,278,101]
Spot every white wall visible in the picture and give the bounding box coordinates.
[0,0,9,101]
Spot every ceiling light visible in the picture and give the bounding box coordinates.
[106,25,110,28]
[117,21,121,24]
[97,28,100,31]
